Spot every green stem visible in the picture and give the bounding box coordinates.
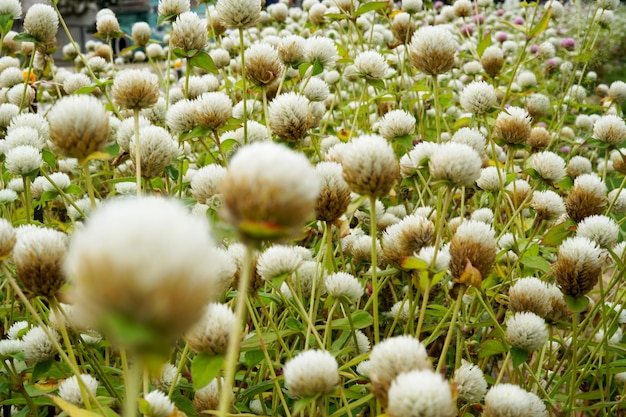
[239,27,249,144]
[431,75,441,143]
[168,343,190,398]
[566,312,580,414]
[369,196,380,344]
[415,275,430,340]
[19,50,36,112]
[435,284,465,374]
[133,108,142,196]
[217,245,253,417]
[22,176,31,224]
[81,163,97,208]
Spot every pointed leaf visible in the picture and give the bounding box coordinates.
[510,347,530,367]
[541,221,572,247]
[477,32,493,56]
[529,8,552,39]
[191,353,224,390]
[13,33,40,43]
[564,294,589,313]
[189,51,217,74]
[400,256,429,270]
[355,1,389,16]
[478,339,507,358]
[519,255,551,274]
[49,396,102,417]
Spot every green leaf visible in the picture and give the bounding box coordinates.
[119,44,139,56]
[31,359,53,381]
[519,255,551,274]
[478,339,507,358]
[172,47,189,59]
[0,14,14,36]
[564,294,589,313]
[191,353,224,390]
[331,310,372,330]
[189,51,217,74]
[286,317,305,332]
[42,149,55,170]
[242,350,265,368]
[400,256,429,270]
[171,391,198,417]
[528,8,552,39]
[165,165,179,181]
[179,125,211,141]
[541,221,573,247]
[477,32,493,56]
[65,184,85,194]
[298,62,312,79]
[73,85,99,95]
[394,135,414,150]
[157,14,177,25]
[510,347,529,367]
[311,58,324,76]
[49,396,102,417]
[366,78,385,90]
[355,1,388,16]
[13,33,40,43]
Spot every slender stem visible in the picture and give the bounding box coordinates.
[415,276,430,340]
[217,245,253,417]
[239,28,249,144]
[431,75,441,143]
[566,312,580,413]
[168,343,190,398]
[262,86,272,140]
[324,299,339,349]
[122,351,142,417]
[22,177,31,223]
[81,163,97,208]
[133,108,143,196]
[19,50,36,112]
[435,284,465,374]
[369,196,380,344]
[184,58,191,99]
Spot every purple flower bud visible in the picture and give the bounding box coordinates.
[473,14,484,24]
[496,8,504,15]
[461,24,474,36]
[560,146,570,153]
[560,37,575,50]
[530,44,539,53]
[495,31,508,42]
[513,16,525,25]
[434,1,444,9]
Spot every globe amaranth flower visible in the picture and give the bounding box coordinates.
[283,350,339,398]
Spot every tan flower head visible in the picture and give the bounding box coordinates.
[112,69,160,110]
[220,142,320,242]
[481,45,504,78]
[216,0,261,29]
[194,92,232,131]
[449,220,496,285]
[382,214,434,268]
[494,106,532,146]
[245,43,283,86]
[268,92,314,142]
[553,236,602,297]
[23,3,58,45]
[408,25,457,75]
[340,134,399,198]
[129,126,178,178]
[184,303,236,354]
[171,11,207,54]
[314,162,351,222]
[565,173,607,222]
[132,22,151,46]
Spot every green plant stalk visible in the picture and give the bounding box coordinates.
[431,75,442,143]
[81,163,97,208]
[349,86,367,140]
[217,245,252,417]
[435,284,465,373]
[254,293,293,358]
[566,312,580,414]
[245,297,292,417]
[324,299,339,349]
[19,49,36,112]
[165,29,173,110]
[133,108,143,196]
[121,349,142,417]
[415,275,430,341]
[239,27,249,144]
[0,263,103,411]
[167,342,190,398]
[262,85,272,141]
[40,170,85,217]
[369,195,380,344]
[284,279,325,348]
[22,176,31,223]
[184,58,191,99]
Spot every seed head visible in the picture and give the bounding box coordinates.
[382,214,434,269]
[171,11,207,54]
[387,369,456,417]
[314,162,351,222]
[593,114,626,146]
[494,106,532,146]
[528,151,566,184]
[129,126,178,179]
[354,50,389,81]
[481,45,504,78]
[429,142,482,187]
[576,214,619,248]
[132,22,151,46]
[453,359,488,403]
[553,236,602,297]
[325,272,363,305]
[565,173,607,222]
[378,109,416,141]
[283,350,339,398]
[23,4,58,45]
[460,81,497,115]
[484,384,547,417]
[449,220,496,285]
[58,374,99,406]
[268,92,314,142]
[505,311,548,352]
[216,0,261,29]
[408,26,457,75]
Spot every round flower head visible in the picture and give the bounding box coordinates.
[256,244,304,282]
[278,35,305,66]
[476,166,502,192]
[144,390,175,417]
[22,326,58,364]
[593,114,626,146]
[268,92,314,142]
[5,145,42,176]
[158,0,190,18]
[369,335,430,406]
[429,142,482,187]
[609,189,626,215]
[494,106,532,146]
[129,126,178,178]
[65,197,222,355]
[378,109,416,141]
[112,69,160,110]
[481,45,504,78]
[608,81,626,104]
[451,127,487,157]
[565,173,607,222]
[58,374,99,406]
[0,0,21,19]
[245,43,283,86]
[526,93,550,119]
[527,126,551,152]
[528,151,566,184]
[171,11,207,55]
[382,214,434,268]
[553,236,602,297]
[505,311,548,352]
[408,26,457,75]
[190,164,226,204]
[193,377,223,412]
[13,226,67,298]
[508,277,552,318]
[325,272,363,304]
[303,36,338,70]
[184,303,236,354]
[392,12,416,45]
[283,350,339,398]
[315,162,351,222]
[449,220,496,285]
[132,22,151,46]
[576,214,619,248]
[303,78,330,103]
[220,142,320,242]
[354,50,389,81]
[484,383,547,417]
[453,359,488,403]
[386,369,456,417]
[460,81,497,115]
[47,95,110,160]
[8,113,49,141]
[166,99,196,133]
[530,190,565,222]
[23,3,58,45]
[96,14,120,38]
[216,0,261,29]
[340,134,399,198]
